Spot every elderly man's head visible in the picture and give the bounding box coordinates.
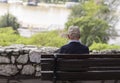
[67,26,80,40]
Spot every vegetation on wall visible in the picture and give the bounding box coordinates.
[0,27,67,47]
[0,27,120,51]
[29,31,67,47]
[90,42,120,51]
[0,27,28,46]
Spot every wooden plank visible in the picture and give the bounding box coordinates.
[41,71,53,80]
[57,59,120,66]
[41,58,54,63]
[89,67,120,71]
[41,59,120,71]
[41,55,54,58]
[41,63,54,71]
[41,71,120,80]
[41,54,120,59]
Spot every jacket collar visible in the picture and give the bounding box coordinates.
[68,40,80,44]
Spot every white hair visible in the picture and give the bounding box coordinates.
[68,26,80,39]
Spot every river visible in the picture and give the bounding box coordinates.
[0,3,71,37]
[0,3,70,25]
[0,3,120,45]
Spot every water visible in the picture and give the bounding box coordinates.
[0,3,70,37]
[0,3,70,27]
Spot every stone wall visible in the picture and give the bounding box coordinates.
[0,44,120,79]
[0,44,58,79]
[91,50,120,54]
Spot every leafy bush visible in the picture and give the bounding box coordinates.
[0,27,67,47]
[0,13,20,31]
[90,42,120,51]
[0,27,29,46]
[65,0,117,46]
[29,31,67,47]
[1,27,120,51]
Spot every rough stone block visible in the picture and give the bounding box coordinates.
[0,65,18,76]
[17,54,28,64]
[21,65,35,75]
[0,56,10,63]
[29,50,41,63]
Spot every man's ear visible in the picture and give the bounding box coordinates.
[67,34,71,39]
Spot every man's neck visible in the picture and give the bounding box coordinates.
[69,40,80,43]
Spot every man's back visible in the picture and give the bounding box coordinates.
[59,42,89,54]
[58,25,89,54]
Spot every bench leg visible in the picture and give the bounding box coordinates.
[101,80,118,83]
[53,79,57,83]
[53,80,83,83]
[7,79,10,83]
[114,80,118,83]
[7,79,22,83]
[101,80,105,83]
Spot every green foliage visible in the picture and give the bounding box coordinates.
[23,0,27,2]
[66,0,116,46]
[1,27,120,51]
[90,42,120,51]
[0,27,67,47]
[70,0,100,18]
[0,13,20,31]
[66,17,109,46]
[30,31,67,47]
[0,27,30,46]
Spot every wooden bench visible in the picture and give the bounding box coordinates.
[41,54,120,83]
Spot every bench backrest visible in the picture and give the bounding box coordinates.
[41,54,120,81]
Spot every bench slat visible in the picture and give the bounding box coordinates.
[41,71,120,80]
[41,59,120,71]
[41,54,120,58]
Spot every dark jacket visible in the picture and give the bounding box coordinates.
[59,42,89,54]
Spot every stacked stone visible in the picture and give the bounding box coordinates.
[0,44,59,78]
[90,50,120,54]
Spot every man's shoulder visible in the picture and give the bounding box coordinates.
[61,44,70,49]
[80,44,89,51]
[61,42,88,49]
[80,44,88,48]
